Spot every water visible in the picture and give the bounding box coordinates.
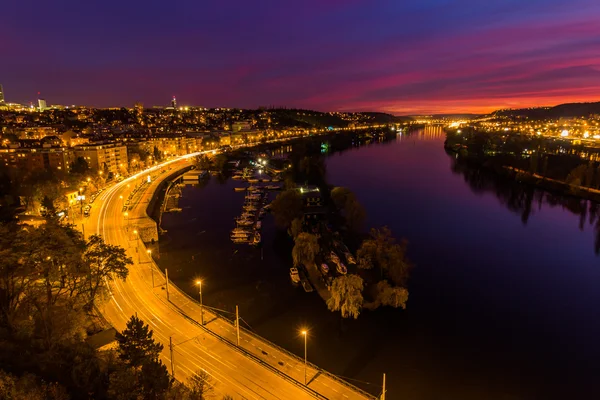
[158,127,600,400]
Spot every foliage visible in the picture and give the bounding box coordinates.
[115,315,163,368]
[0,370,69,400]
[70,157,89,176]
[188,370,214,399]
[326,275,364,319]
[331,187,365,232]
[289,218,303,239]
[270,189,303,228]
[356,227,413,287]
[292,233,319,267]
[82,235,131,310]
[366,280,409,310]
[195,155,212,171]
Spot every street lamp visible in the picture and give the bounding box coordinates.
[196,280,204,325]
[301,329,308,385]
[133,230,140,263]
[147,249,155,287]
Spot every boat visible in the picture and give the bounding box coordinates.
[302,280,314,292]
[236,219,254,226]
[265,185,281,190]
[344,253,356,264]
[252,232,261,245]
[232,237,249,244]
[329,251,340,264]
[320,263,329,274]
[336,262,347,275]
[255,221,262,230]
[232,175,243,180]
[289,268,300,284]
[247,178,259,183]
[234,187,246,192]
[231,231,252,238]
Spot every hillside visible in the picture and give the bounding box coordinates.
[491,101,600,119]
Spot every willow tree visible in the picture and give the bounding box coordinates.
[327,275,364,319]
[292,233,319,267]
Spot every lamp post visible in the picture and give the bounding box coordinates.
[301,330,308,385]
[133,230,140,263]
[196,280,204,325]
[78,187,84,217]
[124,212,129,231]
[147,249,154,287]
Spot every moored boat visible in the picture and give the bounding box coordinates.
[289,267,300,284]
[320,263,329,274]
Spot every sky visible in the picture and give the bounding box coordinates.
[2,0,600,115]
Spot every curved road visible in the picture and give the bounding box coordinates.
[85,155,375,400]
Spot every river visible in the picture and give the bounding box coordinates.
[157,126,600,400]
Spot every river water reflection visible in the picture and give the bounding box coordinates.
[159,127,600,399]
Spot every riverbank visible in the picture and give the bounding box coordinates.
[445,144,600,203]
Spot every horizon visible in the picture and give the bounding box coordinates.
[2,0,600,114]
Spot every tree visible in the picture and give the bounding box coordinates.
[330,187,353,210]
[356,239,377,270]
[82,235,131,310]
[107,365,141,400]
[330,187,365,232]
[367,280,409,310]
[289,218,303,239]
[213,154,228,173]
[115,315,163,368]
[195,155,212,171]
[188,370,214,400]
[292,233,319,267]
[153,146,162,162]
[344,198,366,232]
[41,195,56,216]
[270,189,303,228]
[357,227,413,286]
[139,359,172,399]
[0,370,69,400]
[326,275,364,319]
[70,157,89,175]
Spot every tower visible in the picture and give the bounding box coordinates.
[171,96,177,108]
[0,84,4,104]
[38,98,47,111]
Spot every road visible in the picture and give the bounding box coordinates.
[85,155,376,400]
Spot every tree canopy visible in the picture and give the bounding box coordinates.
[292,233,319,267]
[326,274,364,319]
[270,189,303,228]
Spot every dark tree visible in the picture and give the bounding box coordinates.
[271,189,303,228]
[70,157,89,175]
[115,315,163,368]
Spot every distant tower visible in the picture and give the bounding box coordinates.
[171,96,177,108]
[0,84,5,104]
[38,98,47,111]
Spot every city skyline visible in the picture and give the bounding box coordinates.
[2,0,600,114]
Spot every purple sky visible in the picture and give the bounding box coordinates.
[2,0,600,114]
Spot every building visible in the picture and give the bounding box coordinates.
[232,120,252,132]
[73,143,128,175]
[0,147,74,173]
[171,96,177,109]
[0,84,4,104]
[38,98,47,112]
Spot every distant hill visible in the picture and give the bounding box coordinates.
[491,102,600,119]
[266,108,407,128]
